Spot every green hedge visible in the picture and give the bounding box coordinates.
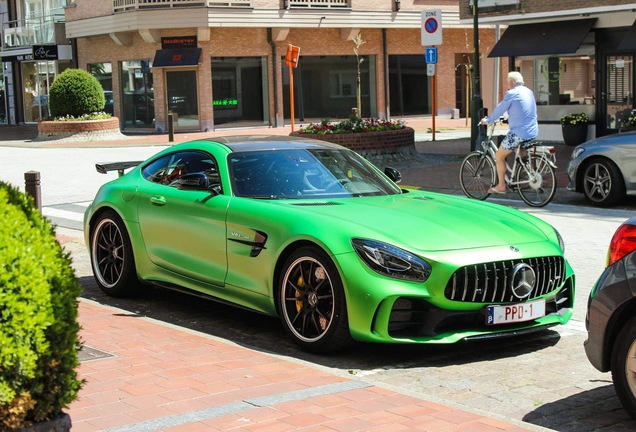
[0,181,83,429]
[49,68,105,118]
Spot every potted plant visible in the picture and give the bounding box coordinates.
[0,181,83,431]
[292,117,414,163]
[37,68,121,141]
[620,109,636,133]
[561,112,589,146]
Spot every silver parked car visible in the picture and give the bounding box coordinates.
[567,131,636,207]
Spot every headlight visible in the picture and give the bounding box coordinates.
[571,147,585,159]
[554,228,565,254]
[351,238,432,282]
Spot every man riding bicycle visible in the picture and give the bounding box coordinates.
[480,71,538,194]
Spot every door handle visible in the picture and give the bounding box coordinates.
[150,195,166,206]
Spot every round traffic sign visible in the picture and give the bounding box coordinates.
[425,18,438,34]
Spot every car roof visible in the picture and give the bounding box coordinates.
[197,135,347,153]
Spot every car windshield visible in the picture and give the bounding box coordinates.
[229,148,402,199]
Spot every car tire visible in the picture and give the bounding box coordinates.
[582,158,625,207]
[90,210,138,297]
[611,315,636,421]
[278,246,352,353]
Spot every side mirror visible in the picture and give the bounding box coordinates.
[173,173,213,192]
[384,167,402,184]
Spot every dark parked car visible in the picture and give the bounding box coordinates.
[567,132,636,207]
[585,216,636,419]
[104,90,114,115]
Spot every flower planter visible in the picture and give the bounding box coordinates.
[561,123,588,146]
[290,127,416,164]
[37,117,125,142]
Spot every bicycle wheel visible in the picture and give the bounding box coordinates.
[514,155,556,207]
[459,151,496,200]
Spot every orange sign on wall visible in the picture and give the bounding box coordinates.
[285,45,300,68]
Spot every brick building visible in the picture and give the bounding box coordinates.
[461,0,636,141]
[1,0,505,132]
[0,0,71,126]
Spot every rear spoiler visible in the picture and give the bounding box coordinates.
[95,161,143,177]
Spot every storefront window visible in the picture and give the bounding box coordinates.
[211,57,268,127]
[21,59,69,122]
[605,55,633,129]
[388,55,430,116]
[282,55,376,121]
[89,63,113,115]
[516,54,596,123]
[120,60,154,129]
[166,69,198,130]
[0,62,7,125]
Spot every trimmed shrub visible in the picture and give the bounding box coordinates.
[49,68,105,118]
[0,181,83,429]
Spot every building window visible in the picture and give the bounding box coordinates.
[516,54,596,123]
[283,55,376,120]
[211,57,268,127]
[120,60,154,129]
[388,55,430,116]
[89,63,113,115]
[0,62,6,124]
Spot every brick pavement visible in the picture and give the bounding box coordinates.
[68,299,534,432]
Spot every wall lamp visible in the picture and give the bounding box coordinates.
[394,0,400,11]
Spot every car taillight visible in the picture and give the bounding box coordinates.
[607,223,636,267]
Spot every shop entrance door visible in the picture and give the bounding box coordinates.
[601,54,633,134]
[21,61,54,122]
[166,70,198,130]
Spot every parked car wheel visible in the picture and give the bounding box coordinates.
[582,158,625,207]
[90,210,138,297]
[611,315,636,421]
[279,246,352,353]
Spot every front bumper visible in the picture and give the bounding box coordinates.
[381,274,574,343]
[339,249,575,345]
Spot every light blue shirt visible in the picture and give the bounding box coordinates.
[487,84,538,140]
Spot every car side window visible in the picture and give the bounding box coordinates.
[142,151,222,193]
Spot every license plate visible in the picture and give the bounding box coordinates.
[486,299,545,325]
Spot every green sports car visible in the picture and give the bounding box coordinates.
[84,135,574,353]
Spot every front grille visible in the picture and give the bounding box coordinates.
[444,256,565,303]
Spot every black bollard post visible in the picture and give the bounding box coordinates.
[24,171,41,212]
[168,112,174,142]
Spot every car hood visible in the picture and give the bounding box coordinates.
[281,191,552,252]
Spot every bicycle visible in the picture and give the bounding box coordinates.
[459,120,557,207]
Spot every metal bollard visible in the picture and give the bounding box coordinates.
[24,171,42,212]
[168,112,174,142]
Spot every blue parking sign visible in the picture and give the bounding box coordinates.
[425,47,437,64]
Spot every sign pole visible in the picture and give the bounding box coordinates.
[289,64,295,132]
[285,44,300,132]
[432,73,436,141]
[470,0,483,151]
[421,11,442,143]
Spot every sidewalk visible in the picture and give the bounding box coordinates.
[69,297,534,432]
[0,116,473,148]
